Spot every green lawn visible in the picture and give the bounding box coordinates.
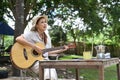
[58,65,117,80]
[64,65,117,80]
[59,55,118,80]
[78,65,117,80]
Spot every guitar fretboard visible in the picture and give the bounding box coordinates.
[42,46,65,53]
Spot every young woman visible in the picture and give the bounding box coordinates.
[16,15,69,80]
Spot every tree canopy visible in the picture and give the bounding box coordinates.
[0,0,120,46]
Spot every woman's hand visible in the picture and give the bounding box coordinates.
[63,45,69,51]
[32,45,43,54]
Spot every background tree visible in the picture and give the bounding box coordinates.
[2,0,119,54]
[11,0,24,76]
[0,0,8,21]
[3,0,119,44]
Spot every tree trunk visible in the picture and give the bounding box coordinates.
[12,0,24,76]
[14,0,24,40]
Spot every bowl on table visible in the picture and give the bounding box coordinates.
[48,54,59,60]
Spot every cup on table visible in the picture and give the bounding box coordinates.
[83,51,92,60]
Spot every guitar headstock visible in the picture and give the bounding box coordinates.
[67,43,76,49]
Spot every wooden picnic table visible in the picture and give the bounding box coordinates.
[39,58,120,80]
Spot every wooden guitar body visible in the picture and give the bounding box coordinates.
[10,42,44,69]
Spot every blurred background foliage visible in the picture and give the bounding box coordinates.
[0,0,120,57]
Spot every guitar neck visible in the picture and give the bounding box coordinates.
[42,46,65,53]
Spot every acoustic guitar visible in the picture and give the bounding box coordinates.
[10,42,75,69]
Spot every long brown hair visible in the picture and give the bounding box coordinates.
[31,16,48,44]
[42,32,47,45]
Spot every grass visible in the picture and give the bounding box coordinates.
[65,65,117,80]
[59,55,118,80]
[79,65,117,80]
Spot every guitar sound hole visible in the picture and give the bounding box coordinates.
[33,50,39,56]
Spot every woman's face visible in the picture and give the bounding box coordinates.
[36,18,47,32]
